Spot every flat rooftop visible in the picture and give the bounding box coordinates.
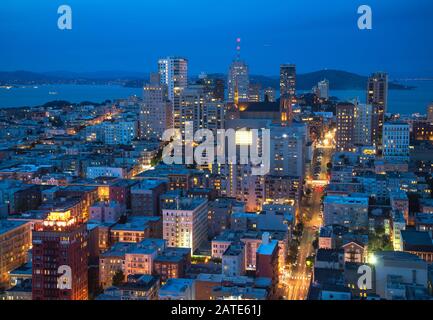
[160,278,194,294]
[9,262,32,276]
[223,243,244,256]
[0,220,29,235]
[155,247,190,263]
[324,195,369,206]
[375,251,426,263]
[401,230,433,251]
[111,216,159,232]
[162,197,207,211]
[257,240,278,256]
[132,179,165,191]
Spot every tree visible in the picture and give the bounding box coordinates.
[112,270,125,286]
[369,227,393,252]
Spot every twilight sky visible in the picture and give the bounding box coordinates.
[1,0,433,77]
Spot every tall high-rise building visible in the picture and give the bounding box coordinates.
[383,122,410,161]
[32,210,88,300]
[224,126,266,212]
[269,123,307,178]
[140,80,173,140]
[196,74,225,102]
[367,72,388,146]
[336,103,356,151]
[176,85,225,134]
[427,103,433,122]
[280,64,296,97]
[317,79,330,100]
[158,57,188,103]
[228,37,249,103]
[227,61,249,103]
[280,64,296,125]
[213,78,225,101]
[354,102,373,146]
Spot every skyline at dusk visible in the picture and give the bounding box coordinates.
[1,0,433,77]
[1,0,433,307]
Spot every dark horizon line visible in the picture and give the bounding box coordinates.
[2,69,433,80]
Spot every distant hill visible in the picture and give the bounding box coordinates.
[0,70,61,83]
[295,69,413,91]
[42,70,146,80]
[0,69,414,90]
[208,70,413,91]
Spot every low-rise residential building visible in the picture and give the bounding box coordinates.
[158,278,195,300]
[222,243,245,277]
[323,195,369,231]
[153,247,191,282]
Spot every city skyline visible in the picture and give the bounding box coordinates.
[1,0,433,305]
[1,0,433,77]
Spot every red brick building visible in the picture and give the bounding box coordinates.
[32,210,88,300]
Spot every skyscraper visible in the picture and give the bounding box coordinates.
[367,72,388,146]
[158,57,188,103]
[354,102,373,146]
[227,38,249,103]
[228,61,249,103]
[196,74,225,102]
[32,210,88,300]
[175,85,225,138]
[269,123,307,178]
[336,102,356,151]
[280,64,296,97]
[140,78,173,140]
[280,64,296,125]
[317,79,330,100]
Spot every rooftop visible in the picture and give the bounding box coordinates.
[0,220,29,235]
[212,230,243,242]
[375,251,427,264]
[223,243,244,256]
[324,195,369,206]
[9,262,32,276]
[111,216,160,232]
[401,230,433,252]
[316,249,343,263]
[159,278,194,294]
[119,274,160,291]
[155,247,190,263]
[131,179,165,191]
[257,239,278,256]
[162,197,207,211]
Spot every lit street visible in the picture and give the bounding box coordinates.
[284,142,334,300]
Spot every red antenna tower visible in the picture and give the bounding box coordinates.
[236,37,241,60]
